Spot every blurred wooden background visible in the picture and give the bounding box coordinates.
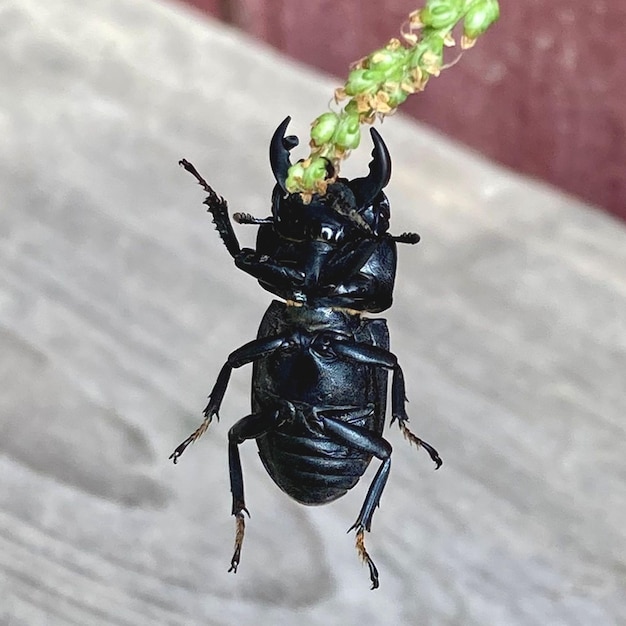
[184,0,626,222]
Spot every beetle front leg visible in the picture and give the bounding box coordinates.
[234,248,305,289]
[179,159,241,258]
[179,159,307,292]
[227,409,282,573]
[169,334,287,463]
[315,413,392,590]
[333,340,442,469]
[318,238,395,312]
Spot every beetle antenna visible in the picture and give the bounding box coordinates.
[390,232,420,244]
[233,212,274,225]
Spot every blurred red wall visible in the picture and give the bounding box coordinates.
[183,0,626,221]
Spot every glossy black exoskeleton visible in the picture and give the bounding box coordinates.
[171,117,441,589]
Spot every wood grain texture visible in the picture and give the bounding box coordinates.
[1,0,625,624]
[186,0,626,222]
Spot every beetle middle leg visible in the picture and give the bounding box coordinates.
[332,340,442,469]
[388,364,442,469]
[314,411,392,590]
[227,409,283,573]
[169,334,288,463]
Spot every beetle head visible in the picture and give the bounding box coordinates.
[270,117,392,239]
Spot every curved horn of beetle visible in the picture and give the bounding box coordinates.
[270,116,299,193]
[351,128,392,207]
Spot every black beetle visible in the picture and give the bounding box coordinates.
[171,117,441,589]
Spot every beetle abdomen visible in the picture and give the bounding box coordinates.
[257,428,371,505]
[252,301,390,505]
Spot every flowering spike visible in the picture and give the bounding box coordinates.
[287,0,500,197]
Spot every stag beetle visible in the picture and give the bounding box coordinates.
[171,117,441,589]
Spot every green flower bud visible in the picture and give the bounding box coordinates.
[367,46,407,72]
[384,64,407,85]
[345,68,380,96]
[420,34,445,74]
[301,157,328,189]
[419,0,463,30]
[285,161,306,193]
[385,84,409,108]
[344,100,360,116]
[333,114,361,150]
[463,0,500,39]
[311,112,340,146]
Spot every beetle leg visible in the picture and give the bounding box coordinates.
[316,239,393,311]
[179,159,241,258]
[397,420,442,469]
[169,334,288,463]
[227,410,281,573]
[321,239,379,283]
[318,416,392,534]
[389,365,442,469]
[234,249,305,288]
[355,527,379,591]
[316,413,392,590]
[179,160,307,291]
[333,340,442,469]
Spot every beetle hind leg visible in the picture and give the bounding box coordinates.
[347,454,390,590]
[315,412,391,589]
[355,527,380,590]
[227,409,281,573]
[228,511,247,574]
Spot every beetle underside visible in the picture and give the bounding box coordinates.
[171,118,441,589]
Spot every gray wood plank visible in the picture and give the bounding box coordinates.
[1,0,625,624]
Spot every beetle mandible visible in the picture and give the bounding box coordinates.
[171,117,441,589]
